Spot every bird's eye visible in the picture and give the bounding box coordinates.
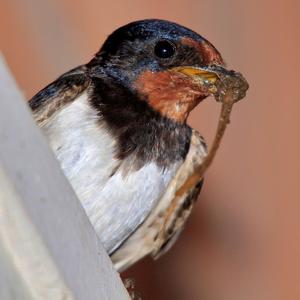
[154,40,176,59]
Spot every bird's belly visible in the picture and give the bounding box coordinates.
[41,93,180,252]
[81,161,179,253]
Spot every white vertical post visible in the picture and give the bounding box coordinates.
[0,56,129,300]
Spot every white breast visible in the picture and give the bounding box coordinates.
[41,93,181,252]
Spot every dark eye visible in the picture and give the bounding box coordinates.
[154,40,176,59]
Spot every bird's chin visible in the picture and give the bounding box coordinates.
[133,67,220,124]
[183,94,208,114]
[196,93,210,102]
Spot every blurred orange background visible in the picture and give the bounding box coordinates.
[1,1,299,299]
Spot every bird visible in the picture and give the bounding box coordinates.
[29,19,224,271]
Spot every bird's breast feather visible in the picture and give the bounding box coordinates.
[111,129,207,271]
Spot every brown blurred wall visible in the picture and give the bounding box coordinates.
[1,1,300,299]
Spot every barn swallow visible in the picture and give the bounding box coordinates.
[29,19,226,271]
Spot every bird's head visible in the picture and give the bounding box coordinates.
[90,19,224,123]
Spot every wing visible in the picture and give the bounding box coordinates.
[151,179,203,259]
[29,65,90,126]
[111,130,207,271]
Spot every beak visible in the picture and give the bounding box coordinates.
[171,66,220,94]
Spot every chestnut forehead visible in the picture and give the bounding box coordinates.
[181,37,224,65]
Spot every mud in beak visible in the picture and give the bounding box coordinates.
[171,66,220,94]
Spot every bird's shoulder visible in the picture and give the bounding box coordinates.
[29,65,90,126]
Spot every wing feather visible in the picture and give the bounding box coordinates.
[29,66,90,126]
